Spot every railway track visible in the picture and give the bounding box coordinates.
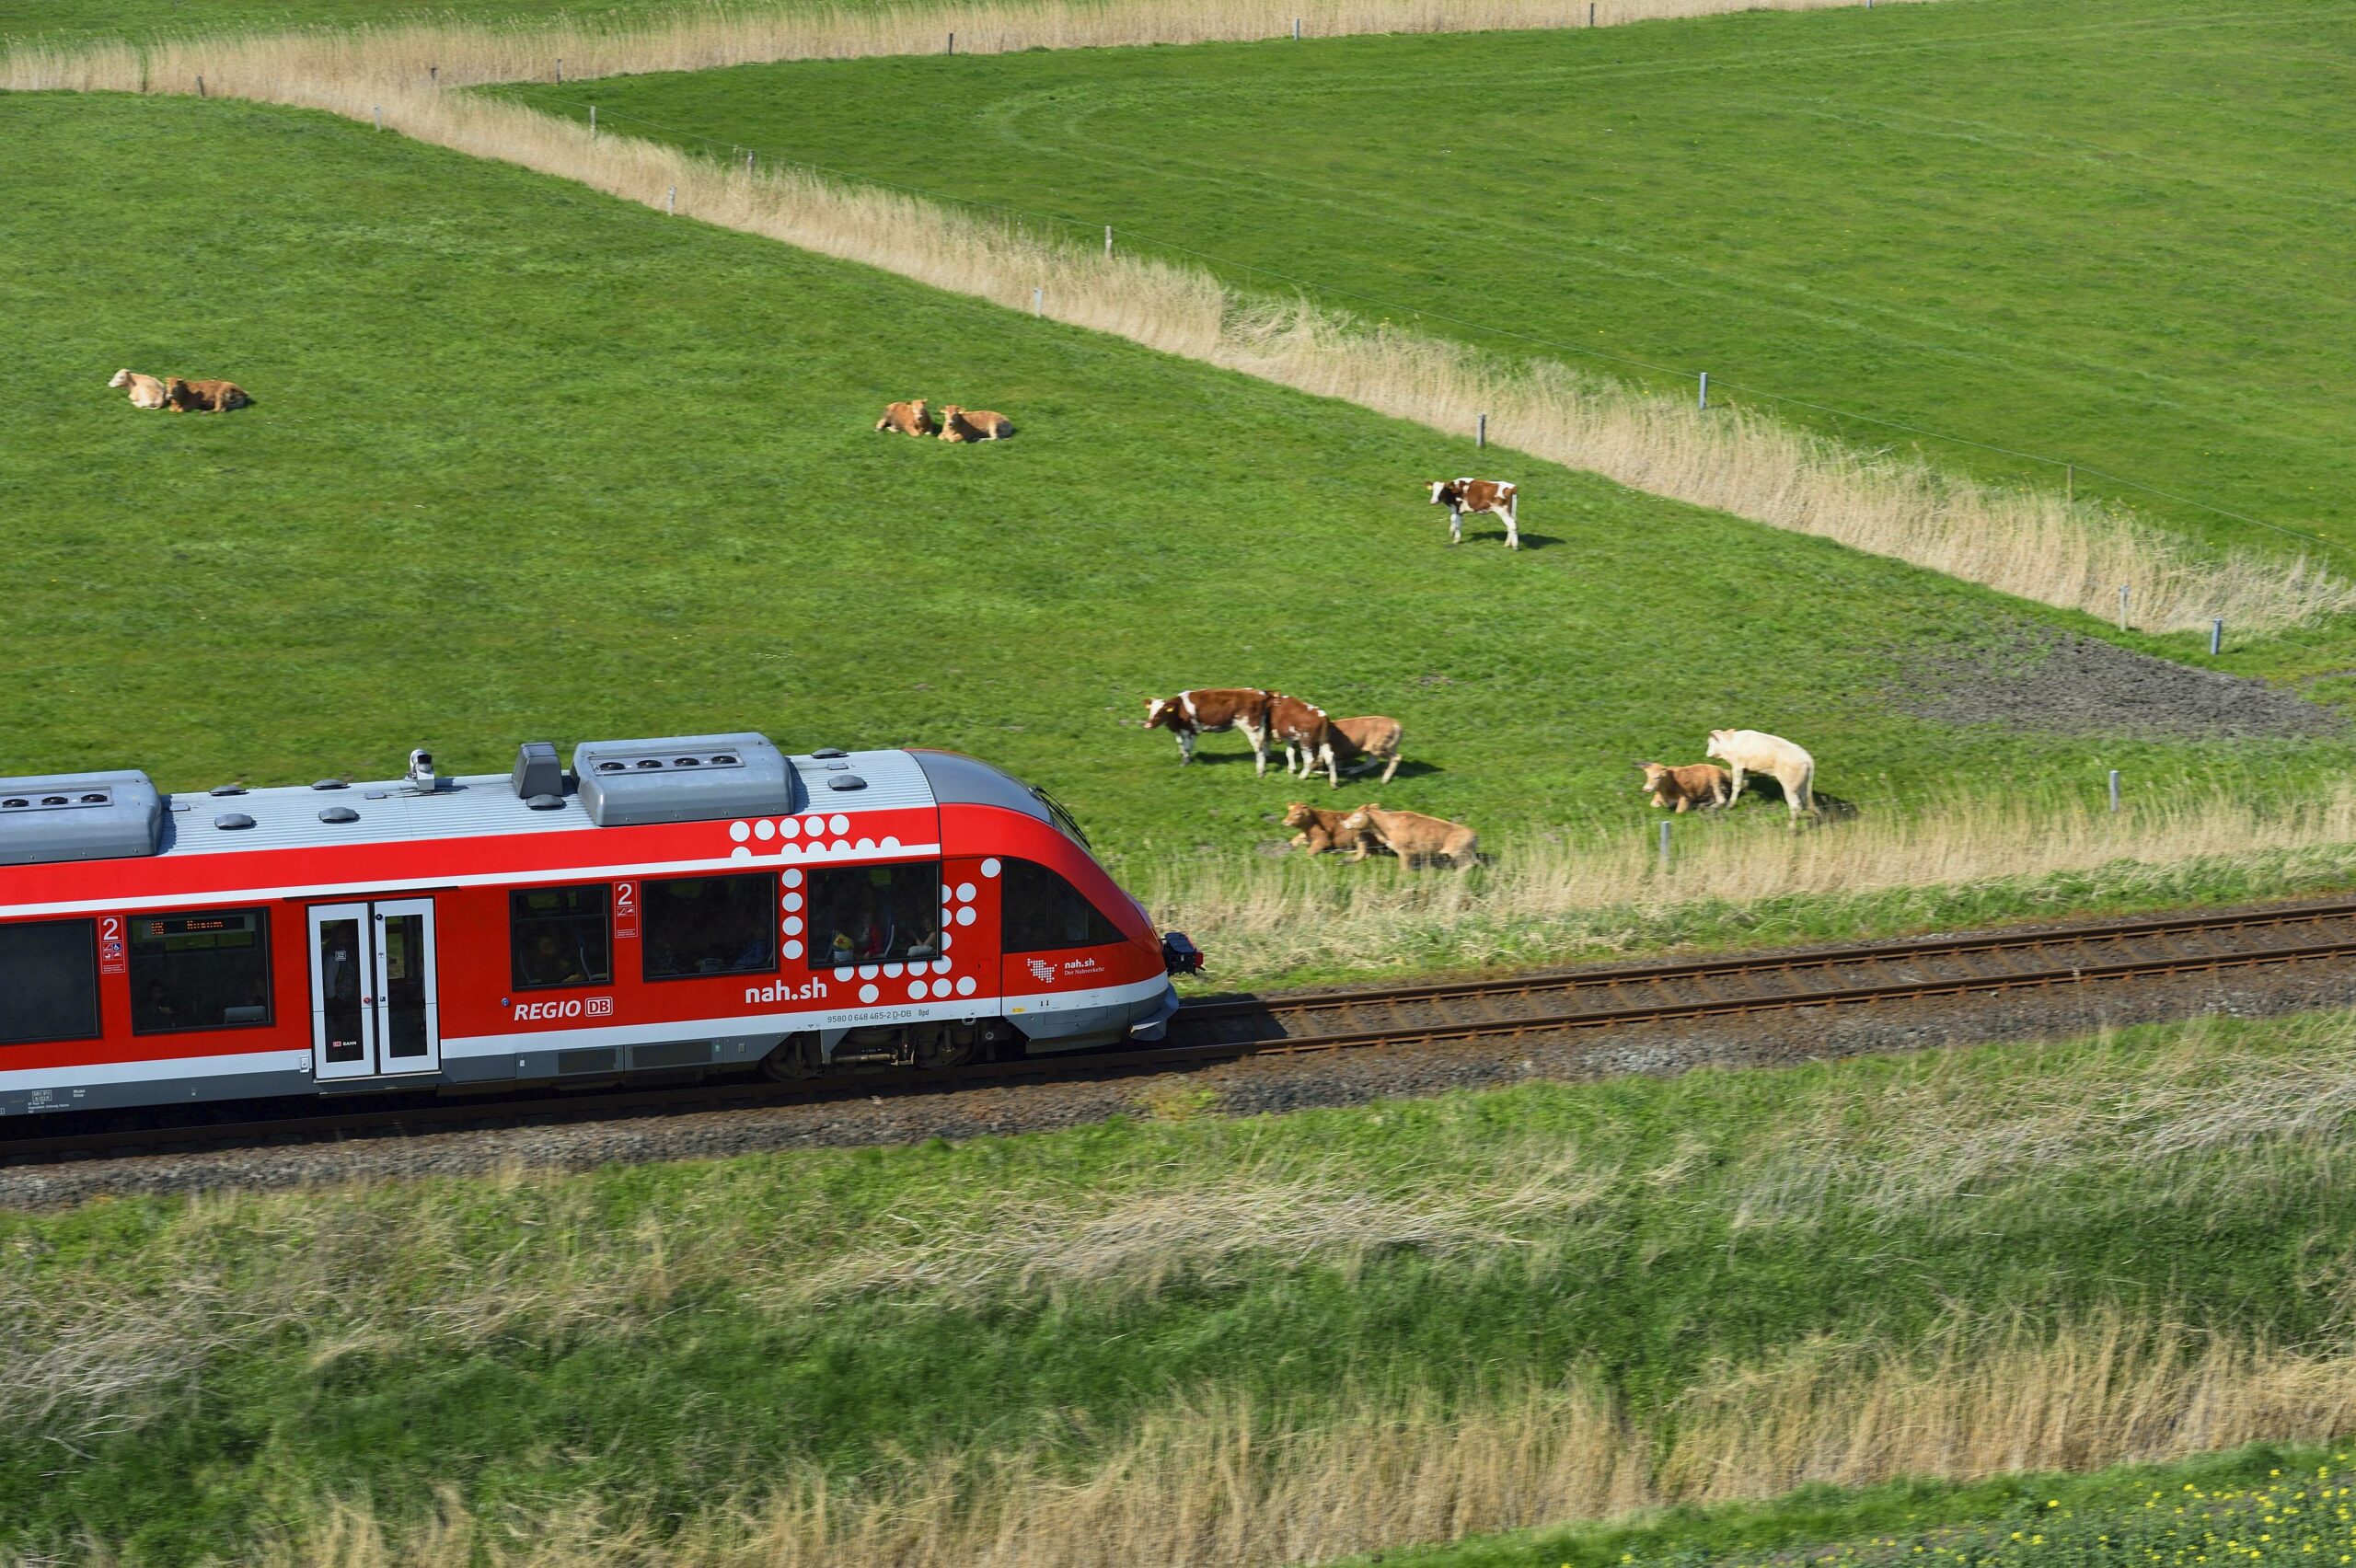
[11,896,2356,1167]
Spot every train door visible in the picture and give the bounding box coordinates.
[307,899,442,1081]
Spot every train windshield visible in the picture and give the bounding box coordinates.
[1031,787,1093,851]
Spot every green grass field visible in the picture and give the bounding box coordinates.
[502,0,2356,563]
[12,1012,2356,1562]
[12,90,2331,875]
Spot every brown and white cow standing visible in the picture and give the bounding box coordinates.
[1144,688,1274,774]
[1268,692,1342,789]
[1428,478,1519,550]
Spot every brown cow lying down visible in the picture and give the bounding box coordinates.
[1329,716,1404,784]
[1637,761,1729,813]
[939,405,1013,442]
[1339,804,1478,869]
[108,369,168,409]
[875,398,939,437]
[165,377,250,413]
[1284,801,1369,856]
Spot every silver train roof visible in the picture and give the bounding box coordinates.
[0,734,1044,866]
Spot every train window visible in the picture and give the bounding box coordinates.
[1000,859,1125,952]
[510,884,613,990]
[642,873,778,981]
[806,862,942,971]
[0,919,100,1045]
[129,909,271,1035]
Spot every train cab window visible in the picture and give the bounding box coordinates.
[129,909,271,1034]
[510,885,613,990]
[0,919,100,1045]
[1001,859,1126,952]
[807,862,942,970]
[642,873,778,981]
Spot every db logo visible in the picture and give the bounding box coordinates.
[585,997,614,1018]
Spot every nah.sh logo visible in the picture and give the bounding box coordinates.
[1026,958,1057,985]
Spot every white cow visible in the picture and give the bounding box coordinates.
[1704,729,1816,824]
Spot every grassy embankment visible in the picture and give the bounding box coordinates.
[15,1012,2356,1562]
[1356,1442,2356,1568]
[506,0,2356,594]
[11,92,2351,918]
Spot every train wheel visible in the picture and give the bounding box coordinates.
[910,1025,977,1072]
[758,1035,821,1081]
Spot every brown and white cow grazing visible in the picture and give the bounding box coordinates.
[875,398,939,437]
[1427,478,1519,550]
[1637,761,1730,813]
[108,369,168,409]
[1144,688,1274,773]
[1329,716,1404,784]
[1268,692,1343,789]
[940,405,1013,443]
[1284,801,1369,856]
[1339,804,1479,868]
[164,376,249,413]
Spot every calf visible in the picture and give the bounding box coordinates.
[940,405,1013,442]
[1427,478,1519,550]
[164,377,250,413]
[1268,692,1341,789]
[874,398,939,437]
[1144,688,1273,774]
[1339,804,1479,869]
[108,369,167,409]
[1636,761,1729,813]
[1329,716,1404,784]
[1284,801,1368,856]
[1704,729,1817,824]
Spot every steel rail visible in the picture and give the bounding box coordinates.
[10,897,2356,1167]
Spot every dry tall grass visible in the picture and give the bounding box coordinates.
[7,12,2348,633]
[2,0,1953,92]
[148,1318,2356,1567]
[21,1020,2356,1562]
[1148,780,2356,981]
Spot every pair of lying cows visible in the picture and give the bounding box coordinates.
[876,398,1013,443]
[108,369,250,413]
[1143,687,1479,870]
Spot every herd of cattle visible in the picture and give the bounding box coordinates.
[1143,686,1820,869]
[109,368,250,413]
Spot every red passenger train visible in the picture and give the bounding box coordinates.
[0,733,1199,1118]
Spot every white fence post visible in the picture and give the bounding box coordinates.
[2117,584,2130,630]
[1698,371,1709,410]
[588,104,595,137]
[374,105,383,131]
[1657,820,1672,872]
[1034,286,1044,317]
[1104,225,1114,259]
[666,185,676,215]
[2108,769,2122,813]
[1294,16,1301,37]
[1477,413,1486,449]
[2211,618,2223,656]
